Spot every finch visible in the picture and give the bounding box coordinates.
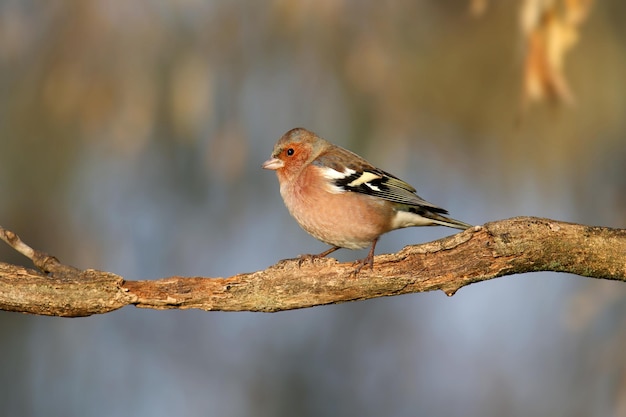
[263,128,471,273]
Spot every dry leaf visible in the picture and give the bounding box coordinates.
[520,0,593,106]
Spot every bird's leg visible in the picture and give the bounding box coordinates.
[352,238,378,276]
[297,246,341,267]
[316,246,342,258]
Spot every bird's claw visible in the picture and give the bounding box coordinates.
[296,253,321,268]
[295,246,341,268]
[350,254,374,277]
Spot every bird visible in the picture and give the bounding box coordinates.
[262,127,472,274]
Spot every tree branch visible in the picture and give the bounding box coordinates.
[0,217,624,317]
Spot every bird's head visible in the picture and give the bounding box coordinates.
[262,128,328,182]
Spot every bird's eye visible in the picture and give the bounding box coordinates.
[286,148,295,156]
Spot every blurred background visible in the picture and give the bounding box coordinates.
[1,1,626,416]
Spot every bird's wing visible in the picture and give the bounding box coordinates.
[312,146,449,214]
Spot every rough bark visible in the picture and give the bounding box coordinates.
[0,217,624,317]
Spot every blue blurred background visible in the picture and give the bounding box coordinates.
[1,1,626,416]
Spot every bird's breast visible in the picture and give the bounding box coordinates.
[279,168,393,249]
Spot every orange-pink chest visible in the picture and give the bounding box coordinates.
[278,166,393,249]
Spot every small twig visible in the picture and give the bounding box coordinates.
[0,227,36,260]
[0,225,81,278]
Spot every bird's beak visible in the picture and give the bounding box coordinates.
[262,157,284,170]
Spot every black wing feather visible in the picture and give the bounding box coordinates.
[313,146,448,214]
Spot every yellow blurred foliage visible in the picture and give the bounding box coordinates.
[520,0,593,105]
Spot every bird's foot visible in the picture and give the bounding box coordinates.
[296,246,341,268]
[296,253,320,267]
[349,238,378,277]
[350,253,374,277]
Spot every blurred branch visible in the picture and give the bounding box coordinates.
[1,217,624,317]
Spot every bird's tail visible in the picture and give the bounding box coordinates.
[427,213,473,230]
[397,206,473,230]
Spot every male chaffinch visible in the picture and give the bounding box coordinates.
[262,127,472,273]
